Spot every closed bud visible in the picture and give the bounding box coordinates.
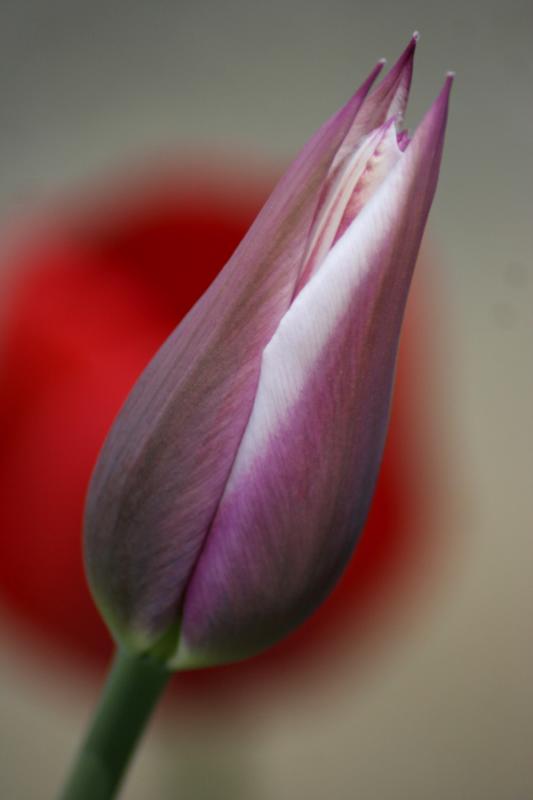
[85,35,452,668]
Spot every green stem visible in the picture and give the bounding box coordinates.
[58,648,171,800]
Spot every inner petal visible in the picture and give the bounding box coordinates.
[295,118,403,295]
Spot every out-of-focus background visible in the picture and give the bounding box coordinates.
[0,2,532,799]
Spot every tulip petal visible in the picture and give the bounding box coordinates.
[177,76,452,667]
[295,34,418,293]
[300,118,403,287]
[328,32,417,176]
[84,60,386,648]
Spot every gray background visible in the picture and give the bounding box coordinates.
[1,1,532,798]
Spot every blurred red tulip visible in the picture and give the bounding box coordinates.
[0,163,437,706]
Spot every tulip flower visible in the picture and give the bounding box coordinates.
[85,35,452,670]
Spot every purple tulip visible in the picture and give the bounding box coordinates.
[85,35,452,668]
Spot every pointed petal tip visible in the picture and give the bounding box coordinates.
[344,58,387,112]
[380,35,417,85]
[440,72,455,104]
[407,70,453,159]
[382,34,418,83]
[402,31,419,59]
[365,57,387,85]
[436,71,455,108]
[421,71,454,126]
[432,72,454,124]
[369,32,418,113]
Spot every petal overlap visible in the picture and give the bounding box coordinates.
[176,75,452,667]
[85,56,391,647]
[83,38,452,668]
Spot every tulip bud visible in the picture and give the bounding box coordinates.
[84,35,452,668]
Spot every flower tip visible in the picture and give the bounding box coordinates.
[433,72,454,118]
[386,32,418,87]
[426,71,454,119]
[379,32,418,87]
[404,31,419,56]
[440,71,455,101]
[407,68,453,158]
[368,58,387,82]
